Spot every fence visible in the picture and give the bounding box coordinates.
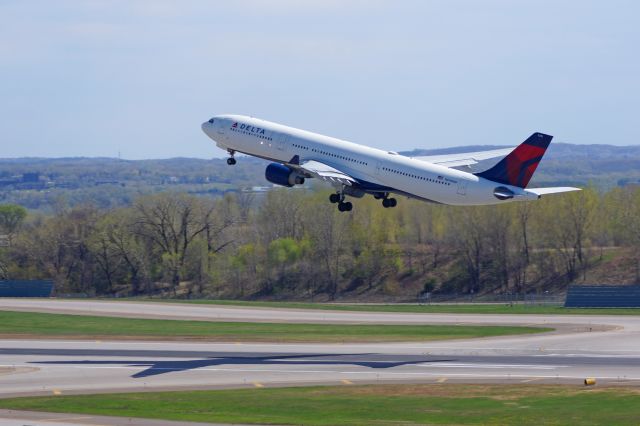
[564,285,640,308]
[0,280,54,297]
[417,292,564,306]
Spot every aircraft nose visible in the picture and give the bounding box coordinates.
[201,121,211,135]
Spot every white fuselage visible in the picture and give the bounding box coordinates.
[202,115,537,206]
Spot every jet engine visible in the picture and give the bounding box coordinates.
[493,186,515,200]
[265,163,305,187]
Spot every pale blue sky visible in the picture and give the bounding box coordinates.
[1,0,638,159]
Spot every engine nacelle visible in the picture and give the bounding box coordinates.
[493,186,514,200]
[265,163,305,187]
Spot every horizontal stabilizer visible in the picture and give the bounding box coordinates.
[526,187,581,197]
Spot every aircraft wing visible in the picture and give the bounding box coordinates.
[288,159,356,186]
[413,147,515,168]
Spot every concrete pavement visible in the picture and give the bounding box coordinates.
[0,299,638,425]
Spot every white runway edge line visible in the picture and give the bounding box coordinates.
[416,363,566,370]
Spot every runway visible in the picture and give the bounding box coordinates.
[0,299,639,399]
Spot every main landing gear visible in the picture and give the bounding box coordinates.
[329,191,396,212]
[226,149,236,165]
[382,197,397,208]
[374,192,397,208]
[329,192,353,212]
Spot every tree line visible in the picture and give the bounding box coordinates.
[1,186,639,300]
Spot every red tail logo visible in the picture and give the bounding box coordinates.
[475,133,552,188]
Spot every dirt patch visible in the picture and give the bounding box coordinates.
[0,367,39,376]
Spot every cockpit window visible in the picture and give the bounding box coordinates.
[208,118,215,123]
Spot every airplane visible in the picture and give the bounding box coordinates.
[201,115,580,212]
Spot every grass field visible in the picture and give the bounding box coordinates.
[1,384,638,425]
[130,298,640,315]
[0,311,549,342]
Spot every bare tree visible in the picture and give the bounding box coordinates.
[304,200,351,299]
[451,207,486,294]
[133,193,233,294]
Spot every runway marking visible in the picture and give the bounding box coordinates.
[52,389,62,395]
[402,347,640,353]
[41,416,95,421]
[437,377,448,383]
[539,353,640,358]
[417,362,564,370]
[341,379,353,385]
[521,377,543,383]
[6,339,640,354]
[5,362,635,382]
[253,382,264,388]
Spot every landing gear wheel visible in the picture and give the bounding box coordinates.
[329,193,340,204]
[382,197,397,208]
[337,201,353,212]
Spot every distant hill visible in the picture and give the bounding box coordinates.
[1,143,639,211]
[0,156,270,211]
[401,143,640,158]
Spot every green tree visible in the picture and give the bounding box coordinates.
[0,204,27,246]
[266,237,310,292]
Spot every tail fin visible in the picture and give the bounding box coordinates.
[475,132,552,188]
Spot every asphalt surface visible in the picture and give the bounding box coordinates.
[0,299,639,424]
[0,298,602,324]
[0,410,242,426]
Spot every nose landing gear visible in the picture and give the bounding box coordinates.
[226,149,236,165]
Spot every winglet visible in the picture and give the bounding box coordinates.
[475,133,552,188]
